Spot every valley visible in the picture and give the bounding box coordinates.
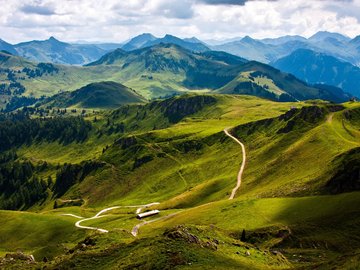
[0,24,359,269]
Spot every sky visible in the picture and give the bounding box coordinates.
[0,0,360,43]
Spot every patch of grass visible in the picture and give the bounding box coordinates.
[0,210,85,260]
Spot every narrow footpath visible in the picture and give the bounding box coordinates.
[224,128,246,200]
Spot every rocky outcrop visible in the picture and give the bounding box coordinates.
[161,95,217,123]
[4,252,35,262]
[325,147,360,194]
[115,136,138,149]
[164,225,218,250]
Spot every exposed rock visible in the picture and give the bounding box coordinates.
[278,106,326,134]
[162,95,217,123]
[115,136,138,149]
[279,108,298,121]
[4,252,35,262]
[133,155,154,169]
[326,105,345,112]
[164,225,217,250]
[68,236,97,254]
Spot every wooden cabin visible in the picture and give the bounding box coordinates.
[136,210,160,219]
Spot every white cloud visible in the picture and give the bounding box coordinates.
[0,0,359,43]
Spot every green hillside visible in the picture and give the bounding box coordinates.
[0,210,86,260]
[2,95,358,207]
[218,61,350,102]
[0,94,359,269]
[40,81,146,109]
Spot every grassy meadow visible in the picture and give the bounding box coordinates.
[0,94,359,269]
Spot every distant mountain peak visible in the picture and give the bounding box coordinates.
[129,33,157,42]
[309,31,350,42]
[121,33,157,51]
[164,34,177,38]
[242,35,253,40]
[47,36,65,44]
[183,37,204,44]
[162,34,182,42]
[241,36,258,43]
[139,33,155,37]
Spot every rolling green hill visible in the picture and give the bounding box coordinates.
[40,81,146,109]
[0,94,359,269]
[217,61,350,102]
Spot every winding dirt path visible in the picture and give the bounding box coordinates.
[61,213,84,219]
[75,206,121,233]
[64,128,246,235]
[224,128,246,200]
[64,203,160,233]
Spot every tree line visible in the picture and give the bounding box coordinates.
[0,152,104,210]
[0,112,92,151]
[0,155,49,210]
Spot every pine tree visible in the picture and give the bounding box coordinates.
[241,229,246,242]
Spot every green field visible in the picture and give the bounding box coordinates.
[0,95,359,269]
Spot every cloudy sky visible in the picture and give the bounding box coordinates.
[0,0,359,43]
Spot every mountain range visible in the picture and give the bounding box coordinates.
[12,37,109,65]
[272,49,360,97]
[213,31,360,67]
[2,31,360,67]
[1,31,359,99]
[0,44,351,113]
[0,34,209,66]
